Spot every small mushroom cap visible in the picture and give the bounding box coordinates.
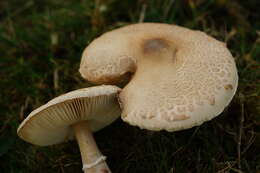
[17,85,121,146]
[79,23,238,132]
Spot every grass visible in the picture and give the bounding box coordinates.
[0,0,259,172]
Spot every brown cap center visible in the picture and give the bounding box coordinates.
[142,38,169,54]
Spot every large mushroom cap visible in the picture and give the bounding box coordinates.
[79,23,238,132]
[17,85,121,146]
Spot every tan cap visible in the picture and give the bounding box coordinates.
[79,23,238,132]
[17,85,121,146]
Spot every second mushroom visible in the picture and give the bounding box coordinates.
[17,85,121,173]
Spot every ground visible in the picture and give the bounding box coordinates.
[0,0,259,173]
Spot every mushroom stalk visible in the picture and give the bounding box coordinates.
[73,120,111,173]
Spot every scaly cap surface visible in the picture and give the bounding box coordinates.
[79,23,238,131]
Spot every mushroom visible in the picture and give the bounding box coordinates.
[79,23,238,131]
[17,85,121,173]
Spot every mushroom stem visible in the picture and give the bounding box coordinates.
[73,120,111,173]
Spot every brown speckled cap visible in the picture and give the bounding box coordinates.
[79,23,238,132]
[17,85,121,146]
